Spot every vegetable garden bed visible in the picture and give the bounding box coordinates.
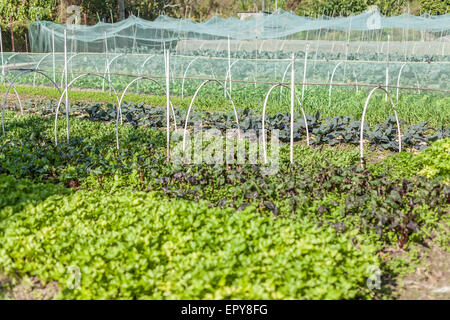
[0,86,448,300]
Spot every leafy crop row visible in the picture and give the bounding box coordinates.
[0,102,448,299]
[1,111,448,248]
[17,98,450,151]
[109,48,450,63]
[0,174,380,299]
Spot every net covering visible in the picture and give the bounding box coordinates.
[1,9,448,95]
[28,9,450,54]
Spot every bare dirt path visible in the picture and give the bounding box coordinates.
[395,240,450,300]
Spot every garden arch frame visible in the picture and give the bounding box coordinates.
[4,53,20,66]
[55,53,103,89]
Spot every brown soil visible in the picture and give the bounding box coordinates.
[380,227,450,301]
[395,239,450,300]
[0,274,60,300]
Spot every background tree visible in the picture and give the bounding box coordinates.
[419,0,450,15]
[119,0,125,20]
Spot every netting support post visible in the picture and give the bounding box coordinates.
[52,29,56,83]
[103,32,108,92]
[290,52,295,164]
[313,28,321,71]
[165,50,171,162]
[385,35,390,101]
[343,16,352,81]
[226,35,232,97]
[0,26,4,82]
[302,44,309,100]
[132,23,137,54]
[64,29,70,142]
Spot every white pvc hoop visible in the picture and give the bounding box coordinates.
[258,40,267,53]
[279,61,293,102]
[118,76,178,130]
[60,52,82,88]
[182,79,240,153]
[135,54,155,93]
[181,56,200,99]
[2,69,62,134]
[102,53,126,94]
[360,86,402,167]
[56,53,102,88]
[329,61,344,108]
[224,59,240,96]
[32,53,52,86]
[67,52,101,73]
[54,73,121,149]
[396,63,421,101]
[4,53,20,66]
[261,83,310,164]
[0,73,22,115]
